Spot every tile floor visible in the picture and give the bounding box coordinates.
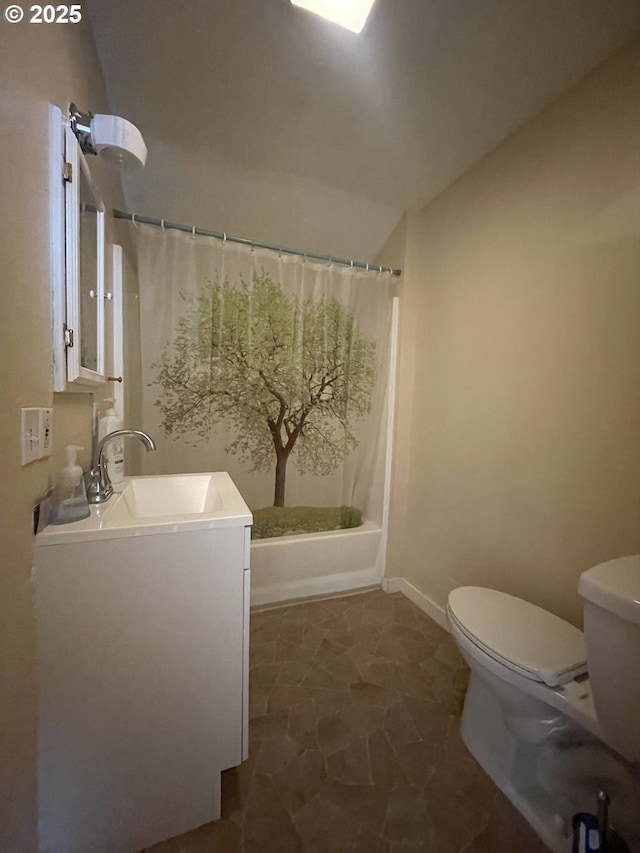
[144,589,548,852]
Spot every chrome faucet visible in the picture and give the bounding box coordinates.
[87,429,157,504]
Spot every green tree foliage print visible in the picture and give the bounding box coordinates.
[152,270,376,506]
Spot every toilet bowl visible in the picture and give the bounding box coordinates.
[447,556,640,853]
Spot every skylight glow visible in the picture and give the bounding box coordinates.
[291,0,376,34]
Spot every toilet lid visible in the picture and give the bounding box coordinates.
[448,587,587,687]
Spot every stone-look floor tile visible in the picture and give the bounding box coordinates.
[278,620,306,644]
[428,742,497,815]
[249,662,281,693]
[344,602,365,629]
[275,637,313,663]
[241,773,303,852]
[391,597,422,627]
[396,695,450,744]
[254,734,303,776]
[369,730,411,788]
[221,755,256,823]
[434,640,466,669]
[350,826,391,853]
[350,680,399,708]
[320,779,389,832]
[323,650,365,685]
[395,742,436,786]
[351,624,386,653]
[461,789,549,853]
[281,605,309,624]
[293,791,359,850]
[346,642,387,669]
[271,749,327,814]
[389,842,432,853]
[311,686,354,717]
[317,614,352,634]
[363,608,392,627]
[423,774,488,852]
[250,618,280,644]
[287,699,318,752]
[364,589,395,611]
[313,636,351,665]
[140,590,549,853]
[360,659,407,692]
[397,662,439,700]
[303,663,347,691]
[267,683,313,712]
[248,689,269,719]
[383,785,434,845]
[249,707,289,741]
[337,702,386,737]
[301,624,326,650]
[317,711,359,756]
[387,623,430,646]
[326,736,372,786]
[249,640,275,665]
[276,660,312,686]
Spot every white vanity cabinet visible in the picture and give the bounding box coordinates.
[34,473,252,853]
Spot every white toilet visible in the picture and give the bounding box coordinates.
[447,555,640,852]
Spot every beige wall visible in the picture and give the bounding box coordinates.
[0,22,126,850]
[385,39,640,627]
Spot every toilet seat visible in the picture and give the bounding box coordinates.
[447,587,587,687]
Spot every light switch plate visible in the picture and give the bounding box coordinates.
[21,408,40,465]
[21,407,53,464]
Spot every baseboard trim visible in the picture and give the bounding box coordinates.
[382,576,449,632]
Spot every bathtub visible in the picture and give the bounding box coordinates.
[250,519,384,607]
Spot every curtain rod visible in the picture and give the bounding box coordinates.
[112,209,401,277]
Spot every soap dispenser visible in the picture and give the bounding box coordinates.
[51,445,91,525]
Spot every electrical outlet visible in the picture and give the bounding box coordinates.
[39,408,53,457]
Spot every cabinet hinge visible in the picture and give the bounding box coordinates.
[63,162,73,183]
[64,327,74,348]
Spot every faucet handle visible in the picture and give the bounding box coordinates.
[86,467,111,505]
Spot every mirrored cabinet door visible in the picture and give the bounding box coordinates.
[64,123,106,385]
[50,105,108,391]
[78,170,101,373]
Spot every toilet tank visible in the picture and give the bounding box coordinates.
[579,556,640,764]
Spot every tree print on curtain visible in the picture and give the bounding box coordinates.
[151,269,376,537]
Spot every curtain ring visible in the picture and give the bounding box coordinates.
[366,263,369,272]
[223,232,227,242]
[160,219,166,231]
[192,225,196,238]
[131,213,138,227]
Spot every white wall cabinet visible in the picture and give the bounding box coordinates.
[50,105,121,392]
[34,510,251,852]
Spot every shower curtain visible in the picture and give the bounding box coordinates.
[134,223,394,536]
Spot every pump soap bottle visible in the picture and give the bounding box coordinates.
[51,445,91,524]
[98,398,125,489]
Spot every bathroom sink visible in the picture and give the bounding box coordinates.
[115,474,222,519]
[36,472,252,543]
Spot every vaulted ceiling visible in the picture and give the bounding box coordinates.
[86,0,640,260]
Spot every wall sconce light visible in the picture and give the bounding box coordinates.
[69,103,147,169]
